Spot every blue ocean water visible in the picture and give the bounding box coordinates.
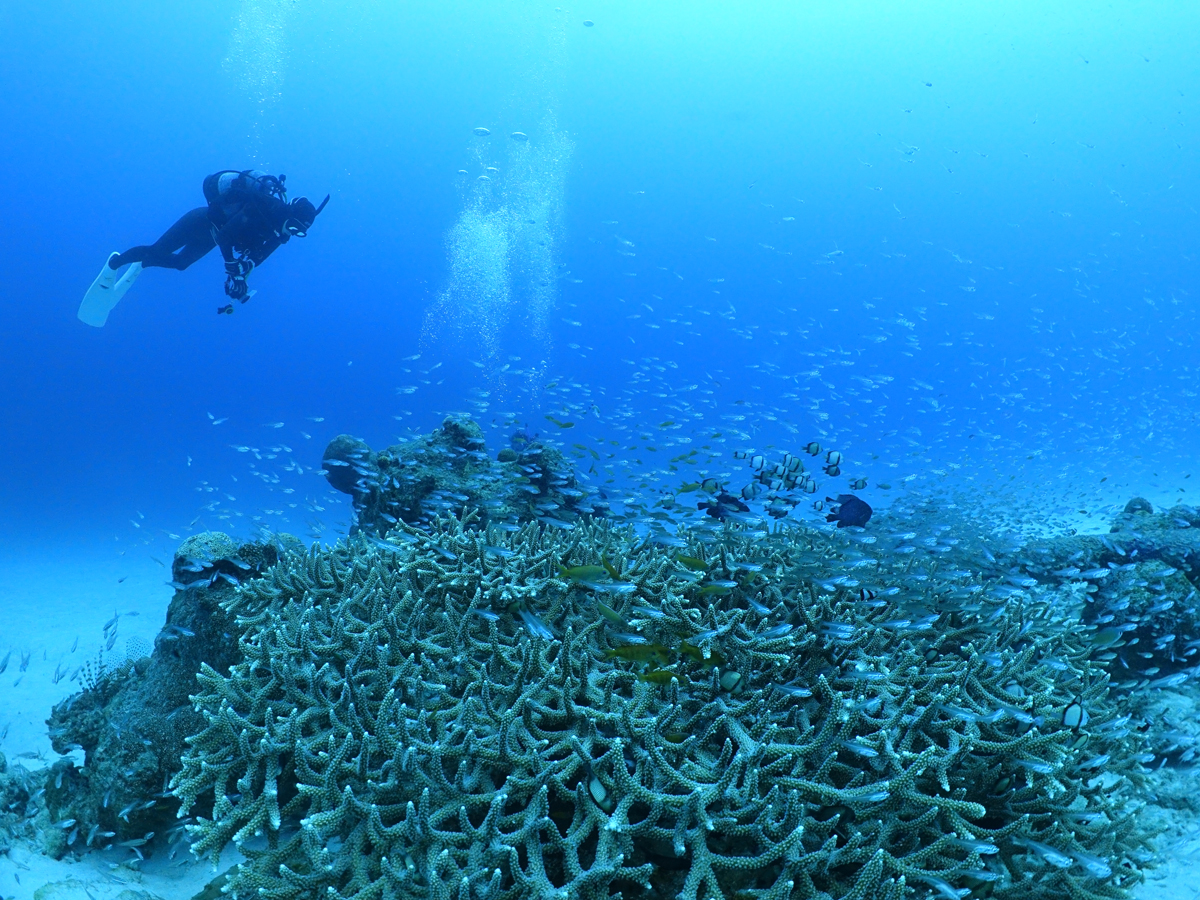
[1,0,1195,557]
[0,4,1198,889]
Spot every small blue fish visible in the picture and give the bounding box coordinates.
[952,837,999,855]
[1015,758,1056,774]
[365,536,405,553]
[1070,850,1112,879]
[841,740,878,757]
[759,623,794,641]
[912,876,969,900]
[772,683,812,698]
[517,608,554,640]
[1017,838,1072,868]
[649,534,688,548]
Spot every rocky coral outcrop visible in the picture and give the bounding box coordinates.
[41,533,292,855]
[322,415,605,536]
[995,499,1200,689]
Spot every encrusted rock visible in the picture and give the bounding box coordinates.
[42,534,291,852]
[322,415,604,535]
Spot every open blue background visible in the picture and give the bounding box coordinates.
[0,0,1196,554]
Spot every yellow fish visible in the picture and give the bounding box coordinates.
[676,555,708,572]
[677,642,725,667]
[604,644,671,666]
[559,563,607,582]
[596,601,628,628]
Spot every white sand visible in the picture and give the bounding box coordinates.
[0,840,222,900]
[0,544,172,760]
[1138,808,1200,900]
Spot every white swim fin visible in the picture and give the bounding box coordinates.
[79,253,143,327]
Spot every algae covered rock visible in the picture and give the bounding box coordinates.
[322,415,604,535]
[321,434,375,497]
[1013,500,1200,690]
[1123,497,1154,517]
[0,750,38,850]
[175,531,238,566]
[174,514,1154,900]
[42,532,293,855]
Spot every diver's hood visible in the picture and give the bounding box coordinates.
[281,194,330,237]
[290,194,330,228]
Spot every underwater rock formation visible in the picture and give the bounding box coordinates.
[322,415,605,536]
[1006,500,1200,690]
[40,532,292,857]
[0,751,39,854]
[173,513,1154,900]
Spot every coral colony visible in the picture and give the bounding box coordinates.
[18,417,1200,899]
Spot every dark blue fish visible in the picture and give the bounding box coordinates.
[697,490,749,520]
[826,494,872,528]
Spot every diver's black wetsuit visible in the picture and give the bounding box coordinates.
[110,207,216,271]
[111,170,289,273]
[110,170,326,309]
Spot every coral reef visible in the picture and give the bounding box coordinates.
[994,499,1200,690]
[15,418,1197,899]
[0,751,41,854]
[173,512,1154,900]
[40,533,291,857]
[33,416,601,865]
[322,416,604,535]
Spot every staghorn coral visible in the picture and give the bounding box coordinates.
[174,514,1154,900]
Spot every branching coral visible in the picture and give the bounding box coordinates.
[174,515,1154,900]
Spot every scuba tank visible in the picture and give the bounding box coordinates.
[203,170,288,227]
[203,169,287,204]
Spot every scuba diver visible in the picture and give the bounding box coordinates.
[79,169,328,326]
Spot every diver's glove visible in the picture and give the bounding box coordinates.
[225,274,250,301]
[224,257,255,278]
